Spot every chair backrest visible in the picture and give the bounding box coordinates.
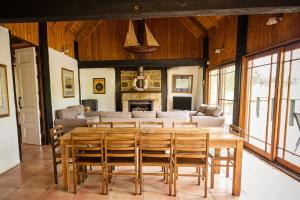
[139,121,164,128]
[293,113,300,130]
[50,125,64,155]
[105,130,138,161]
[71,132,103,162]
[229,124,244,137]
[88,122,112,128]
[140,131,173,160]
[173,122,198,128]
[111,122,137,128]
[174,131,209,163]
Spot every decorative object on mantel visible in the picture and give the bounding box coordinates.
[61,68,75,98]
[93,78,105,94]
[172,75,193,93]
[124,19,160,53]
[0,64,10,118]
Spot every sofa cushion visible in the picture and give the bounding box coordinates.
[191,115,225,127]
[68,105,84,116]
[198,104,209,113]
[56,108,77,119]
[157,111,190,119]
[100,111,132,119]
[132,111,156,118]
[205,106,223,117]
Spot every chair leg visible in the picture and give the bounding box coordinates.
[210,159,214,189]
[163,166,165,180]
[174,165,177,197]
[197,166,201,185]
[135,161,138,195]
[204,166,208,198]
[169,164,173,196]
[226,160,230,178]
[53,161,58,184]
[106,165,109,195]
[139,164,143,195]
[73,164,77,194]
[196,166,199,173]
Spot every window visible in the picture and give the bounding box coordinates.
[208,64,235,126]
[241,42,300,174]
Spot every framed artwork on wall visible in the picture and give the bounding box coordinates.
[93,78,105,94]
[172,75,193,93]
[0,64,10,118]
[61,68,75,98]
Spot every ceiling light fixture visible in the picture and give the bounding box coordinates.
[266,15,283,26]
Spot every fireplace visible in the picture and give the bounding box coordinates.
[128,100,153,111]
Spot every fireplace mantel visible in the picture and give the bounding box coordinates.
[122,93,161,112]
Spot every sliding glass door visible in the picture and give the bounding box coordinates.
[244,52,278,157]
[277,44,300,173]
[208,64,235,126]
[242,43,300,173]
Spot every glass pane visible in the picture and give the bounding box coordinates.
[292,48,300,60]
[209,70,219,106]
[283,59,300,167]
[253,55,272,66]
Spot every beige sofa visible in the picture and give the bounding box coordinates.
[54,104,225,132]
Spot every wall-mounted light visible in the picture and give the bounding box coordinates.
[214,47,224,54]
[266,15,283,26]
[60,47,70,54]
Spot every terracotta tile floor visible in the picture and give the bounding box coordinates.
[0,144,299,200]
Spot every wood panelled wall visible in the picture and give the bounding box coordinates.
[1,22,76,58]
[207,16,237,68]
[247,13,300,54]
[0,23,39,46]
[47,22,75,58]
[78,18,202,61]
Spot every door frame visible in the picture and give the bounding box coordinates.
[9,33,47,160]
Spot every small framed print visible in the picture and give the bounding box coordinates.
[0,64,10,118]
[172,75,193,93]
[93,78,105,94]
[61,68,75,98]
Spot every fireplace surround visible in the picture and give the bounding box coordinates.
[122,93,161,112]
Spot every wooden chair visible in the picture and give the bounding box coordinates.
[173,131,209,197]
[88,122,112,128]
[172,122,198,128]
[50,125,66,184]
[111,122,137,128]
[209,124,243,189]
[104,129,139,194]
[293,112,300,152]
[71,132,105,194]
[139,121,164,128]
[139,131,173,196]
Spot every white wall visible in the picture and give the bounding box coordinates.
[0,27,20,174]
[49,48,79,120]
[167,66,203,111]
[80,68,116,111]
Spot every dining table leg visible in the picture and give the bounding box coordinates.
[232,140,243,196]
[61,142,68,191]
[214,148,221,174]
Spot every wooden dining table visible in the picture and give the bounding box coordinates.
[59,127,244,196]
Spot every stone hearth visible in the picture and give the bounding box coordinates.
[122,93,161,112]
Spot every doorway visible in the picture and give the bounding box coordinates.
[10,36,44,160]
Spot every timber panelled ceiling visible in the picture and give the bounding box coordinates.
[64,16,225,41]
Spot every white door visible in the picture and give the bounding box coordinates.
[15,47,41,145]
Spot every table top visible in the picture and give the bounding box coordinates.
[60,127,244,142]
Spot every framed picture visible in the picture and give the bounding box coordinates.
[0,64,10,118]
[61,68,75,98]
[93,78,105,94]
[172,75,193,93]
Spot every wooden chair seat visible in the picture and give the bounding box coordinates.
[209,148,234,159]
[176,158,206,165]
[75,157,102,164]
[142,157,170,163]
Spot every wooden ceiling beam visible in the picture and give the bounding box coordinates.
[1,0,300,22]
[177,17,204,38]
[75,20,103,41]
[189,17,207,35]
[81,20,103,39]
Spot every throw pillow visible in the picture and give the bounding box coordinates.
[205,106,223,117]
[76,113,86,119]
[198,104,209,113]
